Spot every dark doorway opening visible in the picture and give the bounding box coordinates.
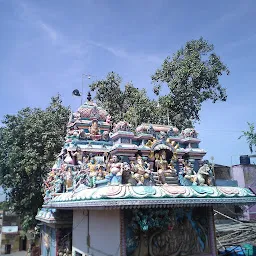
[19,236,27,251]
[5,244,11,254]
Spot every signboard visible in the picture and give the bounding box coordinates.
[4,211,17,216]
[2,226,18,234]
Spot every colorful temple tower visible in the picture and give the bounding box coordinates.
[36,97,256,256]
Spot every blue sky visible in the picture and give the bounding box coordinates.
[0,0,256,166]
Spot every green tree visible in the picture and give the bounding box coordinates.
[89,72,162,128]
[239,122,256,153]
[152,37,230,129]
[0,95,70,231]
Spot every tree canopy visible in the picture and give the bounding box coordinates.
[89,72,164,128]
[152,37,230,128]
[0,95,70,231]
[90,38,229,130]
[239,122,256,153]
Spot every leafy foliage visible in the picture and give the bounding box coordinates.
[89,72,163,128]
[239,122,256,153]
[0,95,70,231]
[90,38,229,130]
[152,37,230,128]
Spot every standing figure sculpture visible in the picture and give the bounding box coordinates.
[107,155,123,185]
[87,157,98,188]
[65,167,74,191]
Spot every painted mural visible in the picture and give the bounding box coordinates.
[125,207,210,256]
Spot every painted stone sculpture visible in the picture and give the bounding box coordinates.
[131,156,152,185]
[89,120,99,135]
[106,155,123,185]
[178,161,196,186]
[113,121,131,133]
[154,151,178,185]
[65,167,74,191]
[167,126,179,137]
[181,128,198,138]
[42,98,215,204]
[181,163,214,186]
[195,164,214,186]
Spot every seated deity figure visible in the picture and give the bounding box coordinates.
[89,120,99,135]
[155,150,177,185]
[107,155,123,185]
[96,164,105,180]
[183,162,197,183]
[132,156,151,185]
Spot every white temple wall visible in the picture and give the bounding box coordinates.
[72,209,121,256]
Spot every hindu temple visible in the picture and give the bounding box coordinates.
[36,95,256,256]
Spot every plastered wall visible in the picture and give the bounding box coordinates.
[72,209,120,256]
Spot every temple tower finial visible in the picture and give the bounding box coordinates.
[87,92,92,102]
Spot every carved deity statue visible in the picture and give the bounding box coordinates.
[106,114,112,124]
[183,163,214,186]
[102,131,110,141]
[87,157,98,187]
[132,156,151,185]
[155,150,177,185]
[196,164,213,186]
[54,174,64,193]
[65,167,73,191]
[70,147,83,165]
[89,120,99,135]
[107,155,123,185]
[184,162,196,183]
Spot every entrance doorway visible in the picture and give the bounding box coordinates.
[19,236,27,251]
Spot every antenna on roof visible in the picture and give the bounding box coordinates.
[72,74,95,105]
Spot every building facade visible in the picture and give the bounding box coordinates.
[231,164,256,220]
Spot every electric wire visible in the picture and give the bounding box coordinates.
[214,210,256,247]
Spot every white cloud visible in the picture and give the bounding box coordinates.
[87,40,164,64]
[38,21,57,42]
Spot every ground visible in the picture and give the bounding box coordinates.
[0,248,26,256]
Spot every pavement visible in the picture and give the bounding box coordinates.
[0,251,26,256]
[0,244,26,256]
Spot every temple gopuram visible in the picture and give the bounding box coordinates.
[36,95,256,256]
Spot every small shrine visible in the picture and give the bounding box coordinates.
[36,94,256,256]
